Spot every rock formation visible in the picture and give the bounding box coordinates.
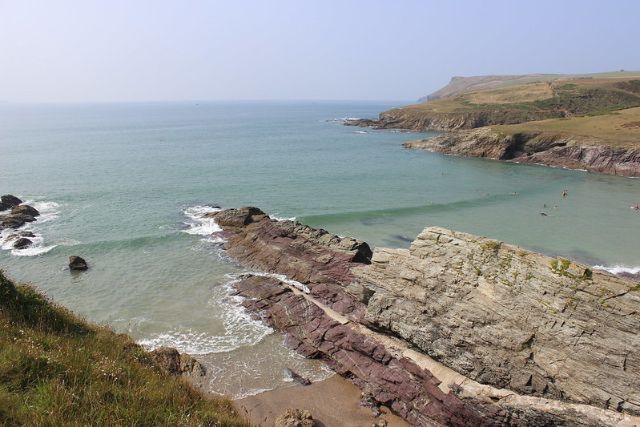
[0,194,23,211]
[68,256,89,271]
[207,208,640,426]
[148,346,206,377]
[404,129,640,177]
[275,408,315,427]
[0,195,41,230]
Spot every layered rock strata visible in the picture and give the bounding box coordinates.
[404,129,640,177]
[209,208,640,426]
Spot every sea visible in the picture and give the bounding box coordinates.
[1,101,639,397]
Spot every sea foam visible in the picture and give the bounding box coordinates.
[593,265,640,276]
[182,205,225,242]
[139,274,273,354]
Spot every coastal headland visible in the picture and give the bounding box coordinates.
[346,72,640,176]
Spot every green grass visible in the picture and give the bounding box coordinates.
[385,75,640,133]
[0,271,248,427]
[494,106,640,148]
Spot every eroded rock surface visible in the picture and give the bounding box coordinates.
[404,129,640,177]
[275,408,315,427]
[209,207,640,426]
[149,346,206,377]
[355,227,640,414]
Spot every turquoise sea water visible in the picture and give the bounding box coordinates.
[1,102,639,395]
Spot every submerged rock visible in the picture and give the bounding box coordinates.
[274,408,315,427]
[284,368,311,386]
[68,256,89,271]
[149,346,206,377]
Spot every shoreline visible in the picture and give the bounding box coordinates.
[234,374,408,427]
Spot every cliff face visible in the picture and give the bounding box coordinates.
[208,208,640,426]
[404,128,640,177]
[356,227,640,413]
[345,109,561,131]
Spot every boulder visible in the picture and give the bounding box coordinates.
[11,204,39,217]
[274,408,315,427]
[0,214,36,229]
[149,347,206,376]
[0,195,22,211]
[211,207,265,228]
[284,368,311,386]
[68,256,89,271]
[12,238,32,249]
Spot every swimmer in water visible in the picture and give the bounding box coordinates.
[562,190,568,198]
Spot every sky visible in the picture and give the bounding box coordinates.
[1,0,640,103]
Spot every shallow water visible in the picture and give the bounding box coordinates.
[1,101,639,396]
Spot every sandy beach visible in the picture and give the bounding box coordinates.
[234,374,408,427]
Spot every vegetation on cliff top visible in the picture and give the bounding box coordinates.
[0,271,248,426]
[493,106,640,148]
[392,74,640,119]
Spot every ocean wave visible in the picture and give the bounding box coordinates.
[0,199,60,256]
[301,192,531,225]
[269,214,296,222]
[182,205,224,239]
[139,274,273,354]
[327,116,361,123]
[593,265,640,276]
[354,130,368,134]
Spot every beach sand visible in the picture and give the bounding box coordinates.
[234,374,409,427]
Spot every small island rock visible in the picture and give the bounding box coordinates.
[13,238,32,249]
[69,256,89,271]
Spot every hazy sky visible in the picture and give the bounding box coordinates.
[1,0,639,103]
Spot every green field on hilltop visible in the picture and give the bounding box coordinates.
[493,106,640,148]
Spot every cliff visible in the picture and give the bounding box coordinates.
[208,207,640,426]
[404,126,640,177]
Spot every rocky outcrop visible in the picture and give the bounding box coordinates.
[404,128,640,177]
[0,194,23,211]
[0,196,41,231]
[275,408,316,427]
[355,227,640,414]
[345,109,561,132]
[148,346,206,377]
[211,207,372,321]
[208,208,640,426]
[68,256,89,271]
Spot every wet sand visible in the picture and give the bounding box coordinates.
[235,374,408,427]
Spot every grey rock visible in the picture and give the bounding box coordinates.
[12,238,32,249]
[68,256,89,271]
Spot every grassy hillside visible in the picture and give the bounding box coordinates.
[364,72,640,134]
[0,271,248,427]
[493,106,640,148]
[400,74,640,117]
